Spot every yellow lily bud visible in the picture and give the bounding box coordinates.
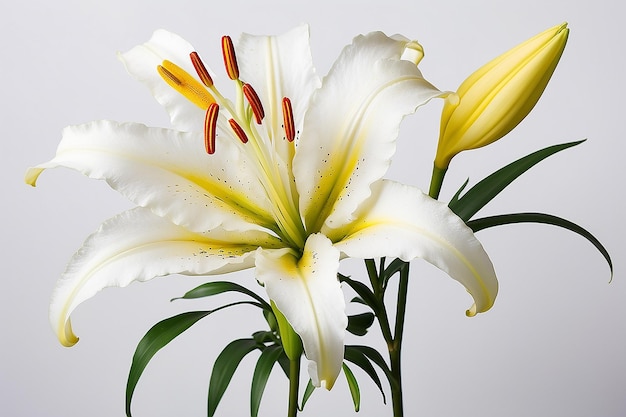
[434,23,569,169]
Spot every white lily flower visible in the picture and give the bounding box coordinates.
[26,25,498,389]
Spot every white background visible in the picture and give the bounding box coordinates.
[3,0,624,416]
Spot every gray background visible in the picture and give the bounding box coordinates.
[4,0,624,416]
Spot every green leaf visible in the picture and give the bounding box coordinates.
[299,379,316,411]
[448,178,469,207]
[252,330,277,344]
[276,351,291,378]
[347,312,376,336]
[344,346,387,403]
[449,140,585,221]
[126,311,212,417]
[173,281,271,310]
[342,363,361,412]
[350,296,368,306]
[339,274,379,313]
[251,345,283,417]
[468,212,613,279]
[263,309,278,332]
[381,258,407,286]
[208,338,260,417]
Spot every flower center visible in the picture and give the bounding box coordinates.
[157,35,307,250]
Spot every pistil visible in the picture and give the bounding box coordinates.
[158,35,307,250]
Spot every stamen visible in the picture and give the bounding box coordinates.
[243,83,265,124]
[221,36,240,80]
[204,103,219,154]
[229,119,249,144]
[158,60,215,109]
[190,51,214,87]
[282,97,295,142]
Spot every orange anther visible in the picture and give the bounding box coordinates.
[243,83,265,124]
[221,36,239,80]
[229,119,249,144]
[282,97,295,142]
[190,52,214,87]
[204,103,220,154]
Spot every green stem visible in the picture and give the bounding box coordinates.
[287,358,300,417]
[366,259,394,345]
[389,262,409,417]
[367,259,410,417]
[429,164,448,199]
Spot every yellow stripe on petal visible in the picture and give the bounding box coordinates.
[255,234,347,390]
[49,208,268,349]
[59,319,79,347]
[334,180,498,315]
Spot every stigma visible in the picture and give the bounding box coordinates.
[157,60,215,109]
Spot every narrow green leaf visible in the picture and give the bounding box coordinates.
[252,330,277,344]
[299,379,316,411]
[277,351,291,378]
[126,311,211,417]
[208,338,260,417]
[448,178,469,207]
[468,212,613,279]
[172,281,271,310]
[344,346,387,403]
[347,312,376,336]
[263,309,278,332]
[350,296,368,306]
[339,274,379,313]
[381,258,407,285]
[342,363,361,412]
[449,140,585,221]
[251,345,283,417]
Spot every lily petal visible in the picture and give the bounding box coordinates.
[51,207,272,347]
[255,234,347,389]
[237,25,320,149]
[294,31,445,233]
[26,120,276,234]
[236,25,321,229]
[333,180,498,316]
[119,29,207,132]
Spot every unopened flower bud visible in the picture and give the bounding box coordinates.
[434,23,569,169]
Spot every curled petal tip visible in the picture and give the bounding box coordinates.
[466,303,478,317]
[401,40,425,65]
[58,320,80,347]
[25,167,44,186]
